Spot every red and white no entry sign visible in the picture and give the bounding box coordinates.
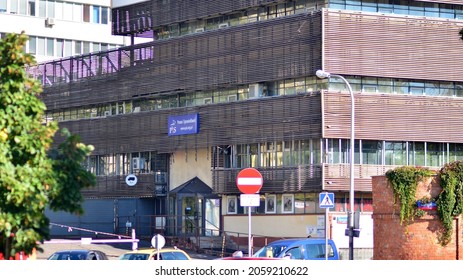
[236,168,263,194]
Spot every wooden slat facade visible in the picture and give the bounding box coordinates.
[323,91,463,143]
[323,9,463,82]
[42,13,322,111]
[56,93,322,155]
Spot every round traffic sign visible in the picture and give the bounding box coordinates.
[151,234,166,249]
[125,174,138,186]
[236,168,263,194]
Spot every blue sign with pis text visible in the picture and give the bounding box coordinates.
[168,113,199,136]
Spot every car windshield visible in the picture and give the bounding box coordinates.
[119,253,150,260]
[48,252,87,260]
[253,245,287,258]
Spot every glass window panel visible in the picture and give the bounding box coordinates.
[385,141,407,166]
[0,0,6,12]
[409,142,425,166]
[11,0,18,13]
[54,1,62,19]
[64,40,72,56]
[326,139,340,164]
[361,140,382,165]
[305,194,317,214]
[92,42,100,52]
[426,142,444,167]
[313,139,321,164]
[28,36,36,54]
[83,41,90,54]
[75,41,82,55]
[47,0,54,17]
[19,0,27,15]
[28,0,35,16]
[62,2,72,19]
[38,0,45,17]
[83,4,90,22]
[449,143,463,162]
[37,37,45,55]
[362,197,373,212]
[101,7,108,24]
[424,82,439,96]
[394,79,409,94]
[294,194,305,214]
[92,6,100,23]
[73,3,82,21]
[46,38,54,56]
[335,194,346,212]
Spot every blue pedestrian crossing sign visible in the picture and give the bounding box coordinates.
[319,192,335,209]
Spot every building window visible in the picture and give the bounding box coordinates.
[0,0,6,12]
[92,6,100,23]
[46,38,54,56]
[28,0,35,16]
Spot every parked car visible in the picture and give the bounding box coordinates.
[118,247,191,260]
[47,249,109,260]
[217,250,283,260]
[253,238,340,260]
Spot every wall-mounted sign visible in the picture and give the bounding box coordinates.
[168,113,199,136]
[125,174,138,186]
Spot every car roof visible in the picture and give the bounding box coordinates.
[130,247,187,253]
[267,238,330,246]
[53,249,100,253]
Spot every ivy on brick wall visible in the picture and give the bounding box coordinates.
[385,166,434,226]
[437,161,463,246]
[386,162,463,246]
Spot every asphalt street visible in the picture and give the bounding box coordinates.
[35,239,217,260]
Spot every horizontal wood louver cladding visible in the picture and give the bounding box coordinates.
[322,9,463,82]
[112,0,284,34]
[415,0,461,4]
[56,94,322,155]
[212,165,323,194]
[42,13,322,110]
[80,174,157,198]
[322,91,463,143]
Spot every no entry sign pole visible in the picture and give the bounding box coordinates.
[236,168,263,257]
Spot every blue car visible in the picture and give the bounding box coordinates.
[253,238,339,260]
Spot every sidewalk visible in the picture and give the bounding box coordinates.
[35,239,217,260]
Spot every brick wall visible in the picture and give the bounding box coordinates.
[372,175,463,260]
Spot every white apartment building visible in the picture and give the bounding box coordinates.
[0,0,149,62]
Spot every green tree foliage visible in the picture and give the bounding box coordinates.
[0,32,96,259]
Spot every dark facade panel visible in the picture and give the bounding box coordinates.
[112,0,284,35]
[323,9,463,82]
[57,94,322,155]
[323,91,463,143]
[212,165,323,194]
[81,174,159,198]
[42,13,322,110]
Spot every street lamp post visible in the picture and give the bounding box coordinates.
[316,70,355,260]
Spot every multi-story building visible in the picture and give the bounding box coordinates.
[27,0,463,258]
[0,0,149,62]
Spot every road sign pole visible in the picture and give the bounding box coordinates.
[325,208,328,260]
[248,206,252,257]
